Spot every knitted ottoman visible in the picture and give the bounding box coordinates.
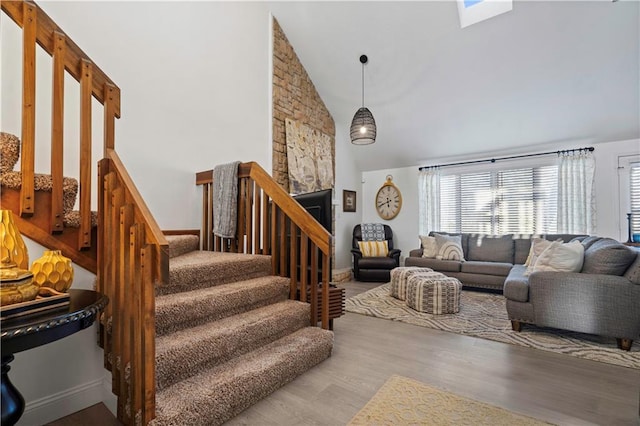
[405,272,462,314]
[389,267,433,301]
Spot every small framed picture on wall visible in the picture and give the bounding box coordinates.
[343,190,356,212]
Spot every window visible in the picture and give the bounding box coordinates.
[630,162,640,235]
[618,155,640,240]
[439,165,558,234]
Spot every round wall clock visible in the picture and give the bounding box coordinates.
[375,175,402,220]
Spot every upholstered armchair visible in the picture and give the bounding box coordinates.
[351,224,401,282]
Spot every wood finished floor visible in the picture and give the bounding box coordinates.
[50,281,640,425]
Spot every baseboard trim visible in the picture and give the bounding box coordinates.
[18,378,104,425]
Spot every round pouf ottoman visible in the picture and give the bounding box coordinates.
[389,267,433,301]
[405,272,462,314]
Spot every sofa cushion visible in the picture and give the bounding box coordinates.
[467,234,514,263]
[543,234,587,243]
[404,257,462,272]
[581,238,637,276]
[460,261,513,277]
[433,233,465,261]
[419,235,438,258]
[623,249,640,284]
[579,236,604,250]
[504,265,529,302]
[531,241,584,273]
[513,236,534,265]
[358,256,397,269]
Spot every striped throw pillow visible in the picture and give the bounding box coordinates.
[358,241,389,257]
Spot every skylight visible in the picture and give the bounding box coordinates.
[458,0,513,28]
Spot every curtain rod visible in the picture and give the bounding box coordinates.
[418,146,595,171]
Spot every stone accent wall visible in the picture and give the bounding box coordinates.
[272,18,337,273]
[272,19,335,192]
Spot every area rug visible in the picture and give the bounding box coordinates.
[348,375,553,426]
[345,284,640,369]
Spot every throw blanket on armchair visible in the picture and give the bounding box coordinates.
[361,223,385,241]
[213,161,241,238]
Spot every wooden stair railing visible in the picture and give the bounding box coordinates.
[2,1,168,424]
[196,162,333,329]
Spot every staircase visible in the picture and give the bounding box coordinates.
[1,1,336,424]
[153,234,333,425]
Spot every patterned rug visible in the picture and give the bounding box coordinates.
[348,375,553,426]
[346,284,640,369]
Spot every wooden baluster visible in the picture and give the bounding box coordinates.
[96,161,107,355]
[237,178,246,253]
[279,212,286,277]
[118,204,134,424]
[252,181,258,254]
[110,184,124,391]
[79,59,93,249]
[140,244,156,424]
[263,194,270,255]
[20,1,37,217]
[201,183,209,250]
[289,223,298,299]
[322,253,330,329]
[130,224,144,425]
[271,203,277,275]
[51,31,66,232]
[310,242,318,325]
[246,179,253,254]
[104,84,116,155]
[300,233,308,303]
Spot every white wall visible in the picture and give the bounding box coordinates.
[362,138,640,260]
[333,123,363,270]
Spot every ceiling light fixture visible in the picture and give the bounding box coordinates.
[350,55,376,145]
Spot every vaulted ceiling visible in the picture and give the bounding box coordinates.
[268,1,640,171]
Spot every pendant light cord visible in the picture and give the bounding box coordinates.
[361,62,365,108]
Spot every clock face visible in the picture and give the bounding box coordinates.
[376,184,402,220]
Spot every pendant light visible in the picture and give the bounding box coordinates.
[350,55,376,145]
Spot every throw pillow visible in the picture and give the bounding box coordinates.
[358,240,389,257]
[433,233,464,261]
[531,241,584,274]
[524,238,553,268]
[581,238,637,276]
[419,235,438,258]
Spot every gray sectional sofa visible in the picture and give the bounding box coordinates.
[505,237,640,350]
[405,232,584,291]
[406,232,640,350]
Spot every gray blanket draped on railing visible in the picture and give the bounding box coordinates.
[213,161,241,238]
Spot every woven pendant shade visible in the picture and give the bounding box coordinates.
[350,107,377,145]
[350,54,376,145]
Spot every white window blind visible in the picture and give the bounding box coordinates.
[440,165,557,234]
[631,163,640,234]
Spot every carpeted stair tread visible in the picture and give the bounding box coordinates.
[62,210,99,228]
[156,299,310,390]
[152,326,334,426]
[158,250,272,295]
[0,170,78,214]
[155,275,290,336]
[166,234,200,259]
